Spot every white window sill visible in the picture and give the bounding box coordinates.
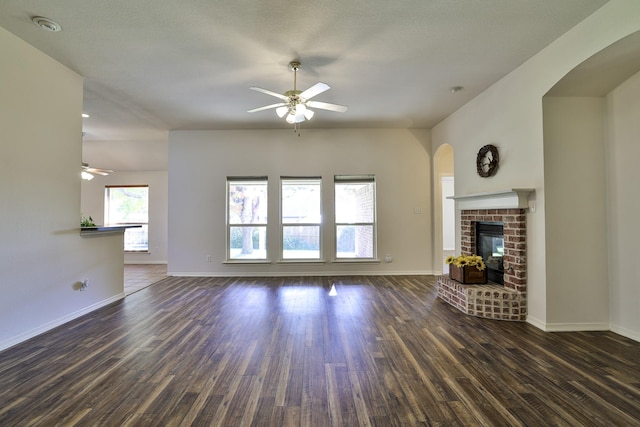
[277,259,326,264]
[223,259,272,264]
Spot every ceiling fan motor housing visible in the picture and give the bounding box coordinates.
[289,61,301,72]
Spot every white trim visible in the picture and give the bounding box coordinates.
[524,316,638,341]
[537,321,610,332]
[277,259,326,264]
[223,260,272,264]
[610,324,640,343]
[0,293,125,352]
[526,315,546,330]
[449,188,534,210]
[125,261,167,265]
[168,270,434,277]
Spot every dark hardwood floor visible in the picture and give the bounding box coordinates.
[1,275,639,426]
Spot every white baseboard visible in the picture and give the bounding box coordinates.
[525,315,546,330]
[528,318,639,343]
[610,324,640,343]
[543,322,610,332]
[167,270,435,277]
[0,293,125,353]
[125,261,167,265]
[526,317,610,332]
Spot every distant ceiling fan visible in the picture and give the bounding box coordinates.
[247,61,347,127]
[81,162,112,180]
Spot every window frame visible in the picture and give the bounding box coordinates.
[226,176,269,262]
[104,185,149,253]
[334,175,377,261]
[280,176,323,262]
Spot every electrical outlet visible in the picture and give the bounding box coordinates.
[206,255,212,262]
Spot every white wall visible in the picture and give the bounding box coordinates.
[0,27,125,351]
[169,129,432,276]
[607,70,640,340]
[81,171,169,264]
[431,0,640,332]
[542,97,609,329]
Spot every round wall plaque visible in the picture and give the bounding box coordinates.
[476,144,499,177]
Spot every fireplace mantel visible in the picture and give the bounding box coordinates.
[449,188,534,210]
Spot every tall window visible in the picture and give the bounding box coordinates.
[281,177,322,260]
[105,185,149,252]
[227,177,268,260]
[334,175,376,259]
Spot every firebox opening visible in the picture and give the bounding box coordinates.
[476,222,504,285]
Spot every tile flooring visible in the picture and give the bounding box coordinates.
[124,264,168,295]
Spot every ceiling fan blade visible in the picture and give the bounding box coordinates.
[85,168,112,175]
[247,103,287,113]
[306,100,348,113]
[299,82,330,100]
[249,86,289,101]
[82,163,112,175]
[276,106,289,117]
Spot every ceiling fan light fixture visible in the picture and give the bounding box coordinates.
[294,104,307,122]
[276,106,288,118]
[286,114,296,124]
[81,171,94,180]
[304,109,315,120]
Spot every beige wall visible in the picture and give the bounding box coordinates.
[0,28,125,350]
[432,0,640,337]
[606,70,640,339]
[168,129,433,276]
[542,97,609,328]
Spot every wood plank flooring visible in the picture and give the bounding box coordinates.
[124,264,167,295]
[0,275,639,426]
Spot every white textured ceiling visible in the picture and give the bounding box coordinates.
[0,0,612,145]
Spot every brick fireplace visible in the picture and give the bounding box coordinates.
[437,189,533,321]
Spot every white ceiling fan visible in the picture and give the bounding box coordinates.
[81,162,113,180]
[247,61,347,127]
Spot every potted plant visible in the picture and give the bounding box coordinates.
[81,214,96,228]
[446,255,488,284]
